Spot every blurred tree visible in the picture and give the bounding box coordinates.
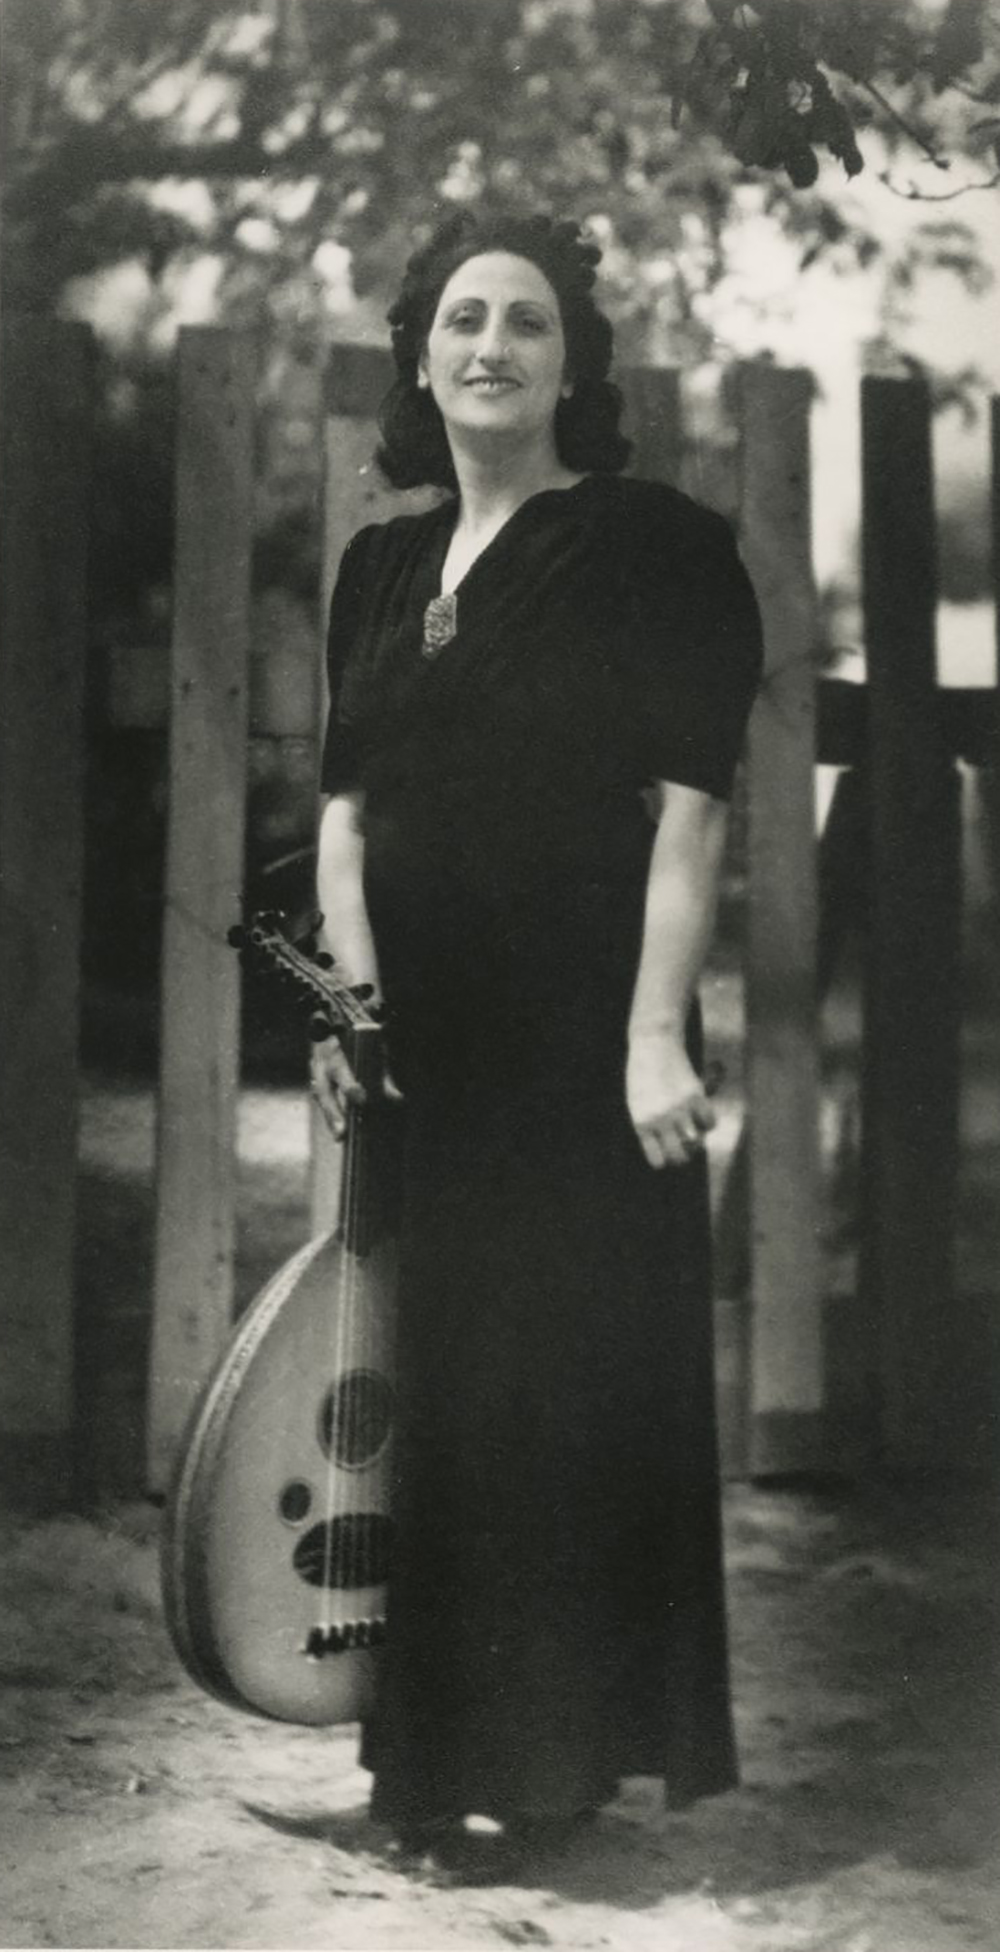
[3,0,998,361]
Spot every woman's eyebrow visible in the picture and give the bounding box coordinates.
[442,295,555,317]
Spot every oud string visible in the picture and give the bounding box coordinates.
[320,1075,351,1637]
[348,1016,379,1623]
[341,1020,372,1636]
[343,1043,364,1626]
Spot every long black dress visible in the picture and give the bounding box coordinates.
[319,473,762,1829]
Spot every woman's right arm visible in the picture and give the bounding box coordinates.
[315,790,380,991]
[311,791,381,1133]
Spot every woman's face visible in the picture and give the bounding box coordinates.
[419,252,571,451]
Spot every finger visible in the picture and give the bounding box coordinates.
[655,1136,695,1169]
[637,1127,667,1170]
[690,1096,718,1134]
[656,1122,707,1167]
[309,1075,346,1140]
[321,1044,367,1106]
[309,1046,364,1141]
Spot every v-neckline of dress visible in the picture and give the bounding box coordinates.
[433,475,596,601]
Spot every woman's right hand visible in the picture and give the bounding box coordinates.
[309,1032,403,1141]
[309,1034,365,1141]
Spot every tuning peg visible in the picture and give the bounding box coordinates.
[350,982,375,1001]
[314,951,335,970]
[227,924,246,949]
[308,1012,340,1043]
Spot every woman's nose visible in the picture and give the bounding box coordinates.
[474,317,510,363]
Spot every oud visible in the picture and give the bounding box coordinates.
[161,916,400,1724]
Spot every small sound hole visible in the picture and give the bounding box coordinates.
[292,1514,393,1590]
[278,1479,313,1525]
[319,1370,393,1469]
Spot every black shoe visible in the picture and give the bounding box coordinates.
[381,1818,516,1883]
[506,1804,601,1853]
[388,1817,458,1860]
[427,1825,525,1886]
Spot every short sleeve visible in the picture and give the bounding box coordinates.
[319,527,374,796]
[626,502,763,802]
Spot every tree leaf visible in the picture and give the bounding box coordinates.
[932,0,987,92]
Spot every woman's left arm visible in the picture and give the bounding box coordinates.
[626,781,729,1169]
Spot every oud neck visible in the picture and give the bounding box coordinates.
[338,1023,385,1257]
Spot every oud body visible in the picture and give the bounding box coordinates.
[162,935,401,1726]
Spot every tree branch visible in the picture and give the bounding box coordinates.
[859,78,951,169]
[879,167,1000,201]
[7,125,346,196]
[950,76,1000,109]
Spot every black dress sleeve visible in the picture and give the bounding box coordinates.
[319,526,374,796]
[625,497,764,802]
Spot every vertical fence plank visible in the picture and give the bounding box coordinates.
[860,377,962,1472]
[620,366,682,484]
[737,365,826,1477]
[983,398,1000,905]
[321,346,402,619]
[0,321,92,1505]
[146,329,255,1492]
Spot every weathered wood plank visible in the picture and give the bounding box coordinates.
[980,398,1000,905]
[859,376,962,1471]
[146,329,255,1492]
[0,320,93,1504]
[816,678,996,768]
[737,364,826,1478]
[620,365,682,485]
[323,342,394,420]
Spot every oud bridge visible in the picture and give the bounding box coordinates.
[303,1618,386,1659]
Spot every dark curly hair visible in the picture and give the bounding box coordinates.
[376,210,631,490]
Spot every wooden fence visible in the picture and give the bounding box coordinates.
[1,320,997,1503]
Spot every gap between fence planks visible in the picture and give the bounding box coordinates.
[737,365,827,1478]
[0,321,92,1504]
[146,330,255,1494]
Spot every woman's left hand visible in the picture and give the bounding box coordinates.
[626,1029,717,1170]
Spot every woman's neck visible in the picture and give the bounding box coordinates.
[448,435,582,540]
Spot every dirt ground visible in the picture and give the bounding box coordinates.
[2,1475,998,1952]
[3,923,998,1951]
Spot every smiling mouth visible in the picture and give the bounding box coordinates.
[464,377,520,393]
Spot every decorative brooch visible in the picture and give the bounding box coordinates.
[422,591,458,659]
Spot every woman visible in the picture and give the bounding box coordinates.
[312,210,762,1873]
